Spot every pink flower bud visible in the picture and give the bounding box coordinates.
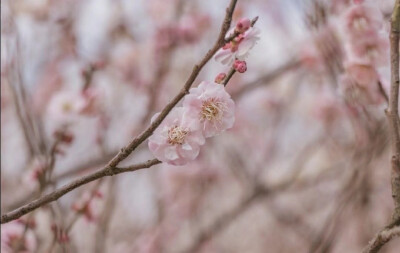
[215,73,227,84]
[235,18,251,33]
[233,60,247,73]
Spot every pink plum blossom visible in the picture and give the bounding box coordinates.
[348,33,389,66]
[148,107,205,165]
[343,2,383,39]
[46,90,87,124]
[214,27,260,65]
[1,221,37,253]
[183,81,235,138]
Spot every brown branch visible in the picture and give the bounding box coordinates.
[0,159,161,224]
[364,2,400,252]
[102,0,238,170]
[1,0,240,224]
[222,68,236,86]
[363,218,400,253]
[388,0,400,222]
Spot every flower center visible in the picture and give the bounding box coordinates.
[201,98,227,122]
[62,102,73,112]
[167,126,188,145]
[353,17,368,31]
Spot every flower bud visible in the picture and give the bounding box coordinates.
[233,60,247,73]
[215,73,227,84]
[235,18,251,33]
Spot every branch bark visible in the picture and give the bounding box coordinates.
[1,0,240,224]
[0,159,161,224]
[363,218,400,253]
[388,0,400,223]
[364,1,400,252]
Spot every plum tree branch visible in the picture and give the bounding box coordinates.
[364,1,400,252]
[388,0,400,222]
[0,0,240,224]
[0,159,161,224]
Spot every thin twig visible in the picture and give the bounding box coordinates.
[0,159,161,223]
[1,0,240,224]
[363,218,400,253]
[231,60,301,99]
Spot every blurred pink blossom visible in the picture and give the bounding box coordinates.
[348,33,389,66]
[343,2,383,38]
[1,221,37,253]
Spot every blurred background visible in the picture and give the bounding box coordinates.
[1,0,400,252]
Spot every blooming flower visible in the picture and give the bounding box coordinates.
[183,81,235,138]
[214,27,260,65]
[148,107,205,165]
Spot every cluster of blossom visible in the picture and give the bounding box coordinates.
[338,0,389,106]
[215,18,261,67]
[148,18,259,166]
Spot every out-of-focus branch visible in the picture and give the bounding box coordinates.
[1,0,241,224]
[182,186,268,253]
[231,60,301,100]
[140,1,187,125]
[95,177,117,253]
[0,159,161,224]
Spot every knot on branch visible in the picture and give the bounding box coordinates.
[392,155,400,174]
